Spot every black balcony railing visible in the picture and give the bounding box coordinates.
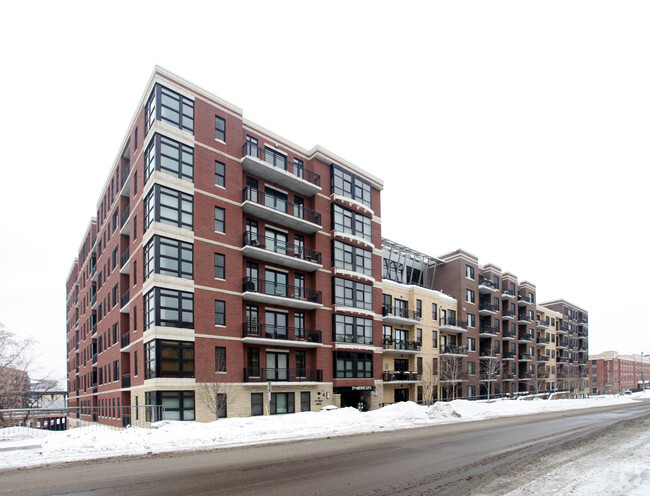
[121,374,131,388]
[334,334,373,345]
[120,247,130,268]
[537,355,550,362]
[382,305,420,321]
[242,277,322,304]
[479,326,499,336]
[502,311,516,318]
[120,332,130,348]
[502,329,516,338]
[518,332,533,341]
[243,231,322,264]
[502,289,516,298]
[242,186,322,226]
[537,336,550,344]
[120,164,130,188]
[120,289,130,308]
[503,351,516,359]
[518,295,533,304]
[439,317,468,329]
[242,142,321,187]
[243,322,322,343]
[92,353,97,364]
[383,371,422,382]
[518,372,532,379]
[478,277,498,290]
[441,345,468,355]
[480,348,499,357]
[243,367,323,382]
[518,315,533,322]
[120,205,130,228]
[479,302,498,312]
[382,338,422,351]
[518,353,533,360]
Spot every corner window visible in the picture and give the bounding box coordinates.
[145,84,194,135]
[144,340,194,379]
[332,204,372,242]
[215,115,226,141]
[144,134,193,183]
[333,315,373,344]
[334,352,373,378]
[332,240,372,276]
[144,184,193,231]
[333,277,372,310]
[144,235,193,280]
[465,265,475,280]
[331,165,371,208]
[144,287,193,329]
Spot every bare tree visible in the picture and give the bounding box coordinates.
[479,357,500,400]
[196,352,239,420]
[421,358,439,405]
[440,355,466,400]
[532,365,550,396]
[0,323,35,427]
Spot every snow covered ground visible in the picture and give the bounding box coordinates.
[1,393,648,495]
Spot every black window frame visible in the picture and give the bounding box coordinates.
[144,287,194,329]
[332,240,373,276]
[214,252,225,279]
[215,160,225,187]
[214,206,225,233]
[214,115,226,142]
[144,339,194,379]
[333,314,373,344]
[144,235,193,281]
[145,83,194,135]
[214,300,225,326]
[331,164,371,208]
[144,184,193,231]
[331,204,372,242]
[333,277,373,310]
[334,351,373,378]
[144,133,194,184]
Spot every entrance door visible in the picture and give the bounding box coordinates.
[394,388,409,403]
[265,310,287,339]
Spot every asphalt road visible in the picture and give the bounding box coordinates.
[2,401,648,496]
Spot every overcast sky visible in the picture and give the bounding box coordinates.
[1,1,648,379]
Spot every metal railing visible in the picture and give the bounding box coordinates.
[243,322,322,343]
[242,186,322,226]
[243,367,323,382]
[383,371,422,382]
[242,276,322,304]
[242,142,321,187]
[439,317,468,329]
[242,231,322,264]
[120,332,130,348]
[382,338,421,351]
[120,205,130,228]
[441,345,468,355]
[479,302,498,312]
[120,247,130,268]
[479,326,499,336]
[382,305,421,321]
[120,289,130,308]
[518,332,533,341]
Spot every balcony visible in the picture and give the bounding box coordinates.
[518,315,533,325]
[558,324,570,334]
[518,353,533,361]
[579,317,589,325]
[518,332,533,342]
[242,277,322,310]
[382,305,421,326]
[121,374,131,389]
[478,277,498,294]
[440,345,468,356]
[502,311,516,320]
[537,355,550,362]
[577,329,588,338]
[518,372,532,380]
[242,232,322,272]
[120,289,130,313]
[536,320,550,330]
[502,373,515,380]
[557,339,568,349]
[439,317,468,334]
[120,205,130,235]
[557,356,568,363]
[120,247,130,274]
[502,289,516,299]
[478,302,498,316]
[382,338,422,354]
[241,143,321,197]
[479,326,499,337]
[120,164,131,195]
[242,187,321,234]
[242,322,322,348]
[503,351,516,360]
[243,367,323,383]
[517,295,533,307]
[479,348,499,358]
[502,329,516,340]
[120,332,131,351]
[537,335,550,345]
[383,371,421,382]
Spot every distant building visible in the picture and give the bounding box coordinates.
[589,351,650,394]
[0,366,30,409]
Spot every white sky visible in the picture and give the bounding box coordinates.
[1,1,649,379]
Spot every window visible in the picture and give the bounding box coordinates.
[144,287,193,329]
[334,352,373,378]
[333,277,372,310]
[300,391,310,412]
[270,392,295,414]
[217,394,227,419]
[331,164,371,207]
[215,347,226,372]
[144,184,193,231]
[416,300,422,318]
[214,206,225,233]
[294,158,304,179]
[215,160,225,187]
[145,84,194,135]
[466,289,475,304]
[264,147,287,170]
[332,240,372,276]
[144,134,194,183]
[467,314,476,328]
[214,115,226,141]
[157,391,195,421]
[333,315,373,344]
[111,248,118,271]
[465,264,475,280]
[467,337,476,351]
[144,339,194,379]
[332,204,372,242]
[144,236,193,280]
[432,303,438,320]
[468,362,476,375]
[112,284,118,308]
[214,300,225,326]
[214,253,225,279]
[251,392,264,416]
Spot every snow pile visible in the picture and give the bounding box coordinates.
[0,393,644,471]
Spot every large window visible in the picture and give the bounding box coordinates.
[144,185,193,231]
[331,165,371,207]
[144,235,193,280]
[333,315,373,344]
[144,287,193,329]
[214,115,226,141]
[334,277,372,310]
[144,339,194,379]
[145,84,194,135]
[270,392,294,414]
[332,204,372,242]
[146,391,195,421]
[332,240,372,276]
[251,392,264,416]
[334,352,373,378]
[144,134,193,183]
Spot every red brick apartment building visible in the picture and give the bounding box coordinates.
[590,351,650,394]
[65,67,384,425]
[65,68,590,425]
